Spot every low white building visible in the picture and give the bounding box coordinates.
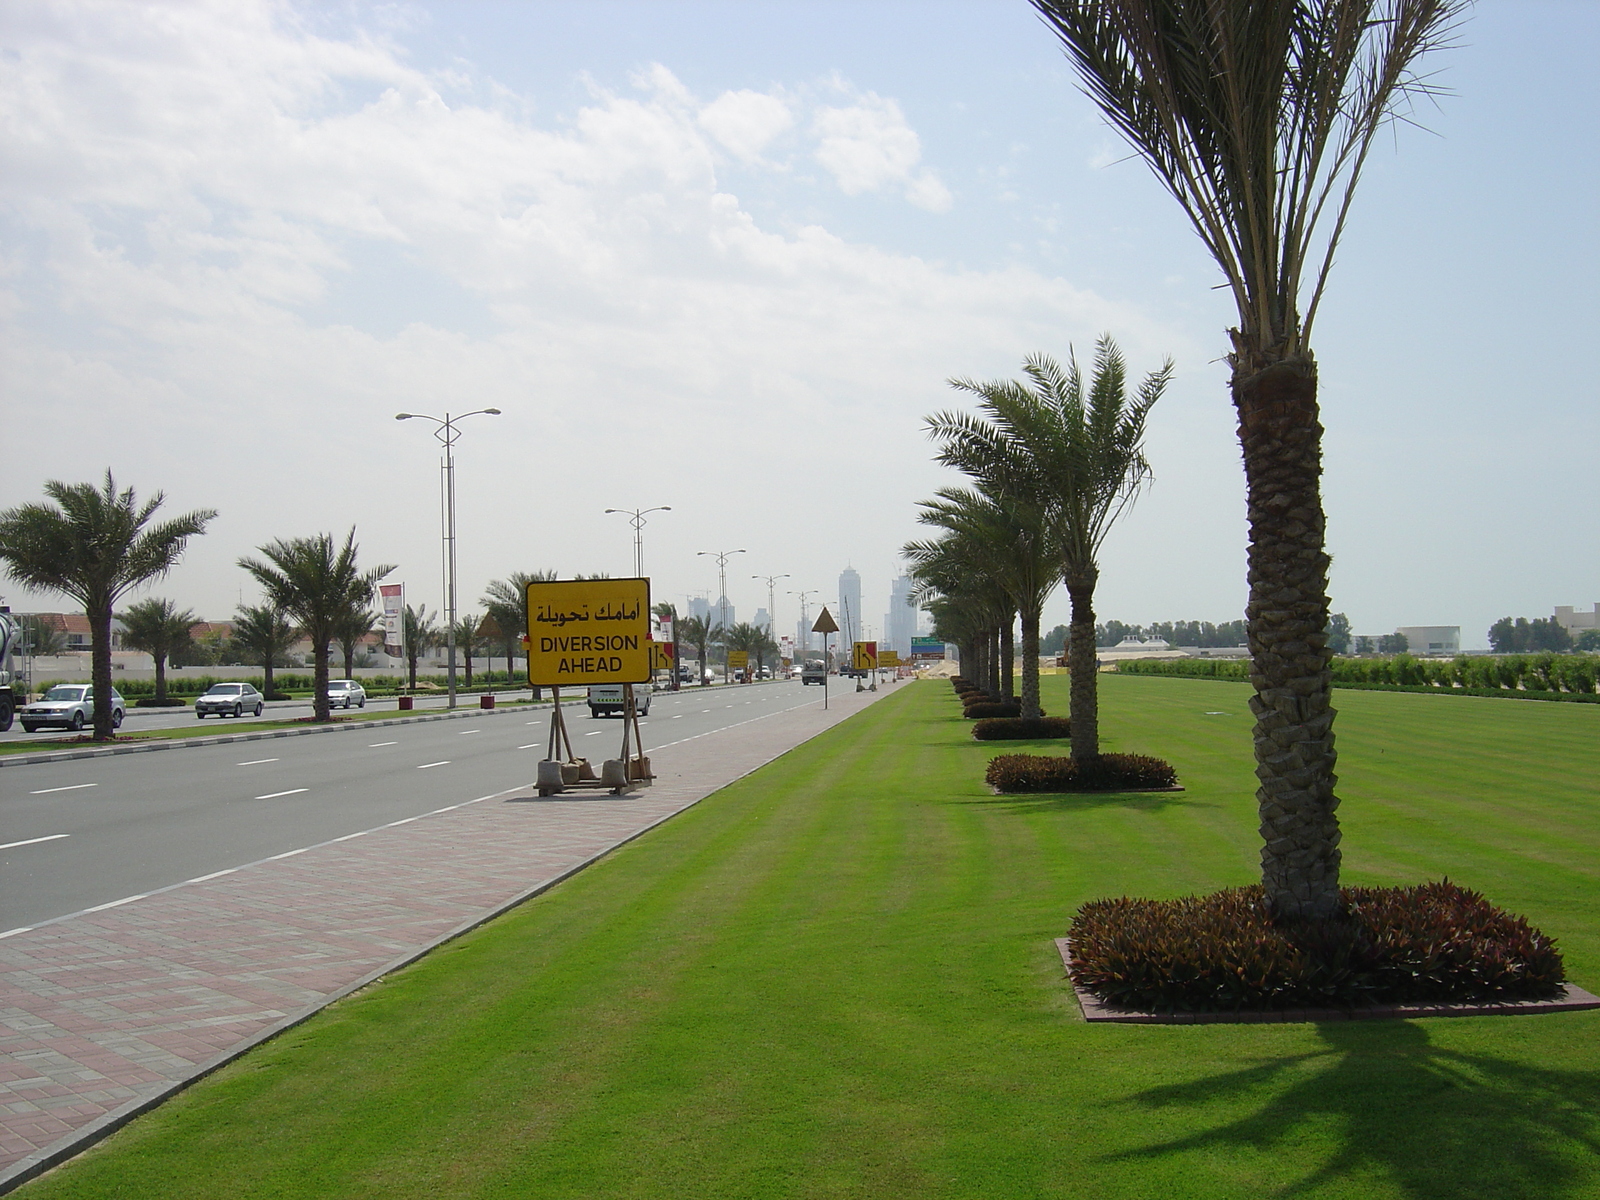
[1396,626,1460,655]
[1555,604,1600,637]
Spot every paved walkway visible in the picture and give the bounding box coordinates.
[0,683,893,1191]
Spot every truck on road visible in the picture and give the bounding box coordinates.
[0,609,22,731]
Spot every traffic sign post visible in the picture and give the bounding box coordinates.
[726,649,749,680]
[812,606,839,710]
[526,577,654,795]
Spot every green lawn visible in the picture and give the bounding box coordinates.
[25,675,1600,1199]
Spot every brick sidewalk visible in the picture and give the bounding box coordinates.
[0,684,892,1190]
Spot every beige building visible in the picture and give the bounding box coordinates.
[1554,605,1600,638]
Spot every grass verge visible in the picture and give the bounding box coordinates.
[22,674,1600,1199]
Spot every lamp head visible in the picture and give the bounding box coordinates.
[483,408,502,415]
[395,413,413,421]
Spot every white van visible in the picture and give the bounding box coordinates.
[586,683,653,718]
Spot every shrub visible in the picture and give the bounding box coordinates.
[964,701,1022,719]
[134,697,188,708]
[972,716,1070,740]
[1068,880,1565,1012]
[986,752,1176,792]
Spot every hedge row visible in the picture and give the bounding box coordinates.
[1118,651,1600,698]
[986,753,1177,793]
[1069,880,1565,1012]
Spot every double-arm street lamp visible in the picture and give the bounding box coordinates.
[752,574,789,640]
[697,548,745,636]
[789,588,816,654]
[395,407,502,710]
[605,506,672,578]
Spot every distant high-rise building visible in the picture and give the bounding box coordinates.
[688,596,710,625]
[887,574,916,656]
[838,567,862,647]
[753,607,770,636]
[713,595,735,632]
[797,617,811,653]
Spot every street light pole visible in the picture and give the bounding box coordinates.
[752,574,789,640]
[605,505,672,578]
[789,588,816,654]
[395,407,502,710]
[697,548,745,681]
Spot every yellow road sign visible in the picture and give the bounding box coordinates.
[852,641,878,670]
[878,649,900,668]
[726,650,749,670]
[650,640,675,670]
[525,577,652,686]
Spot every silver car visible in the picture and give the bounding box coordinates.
[327,680,366,709]
[195,682,264,719]
[21,685,126,733]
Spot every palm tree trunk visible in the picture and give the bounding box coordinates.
[264,656,276,701]
[154,654,168,705]
[407,650,419,691]
[1001,616,1015,699]
[1066,568,1099,762]
[1019,604,1042,720]
[313,640,332,721]
[343,643,356,681]
[91,598,114,740]
[1235,356,1341,921]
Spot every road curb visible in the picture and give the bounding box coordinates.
[0,702,548,768]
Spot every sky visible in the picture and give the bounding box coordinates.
[1,0,1595,651]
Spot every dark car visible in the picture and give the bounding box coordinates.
[195,682,264,719]
[20,685,126,733]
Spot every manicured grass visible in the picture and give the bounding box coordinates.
[23,675,1600,1198]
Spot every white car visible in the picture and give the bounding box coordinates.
[21,685,126,733]
[586,683,652,717]
[327,680,367,709]
[195,682,264,718]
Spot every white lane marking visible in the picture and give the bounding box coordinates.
[3,789,525,940]
[458,729,481,736]
[517,743,540,750]
[369,741,398,747]
[255,788,309,800]
[29,783,97,795]
[585,730,605,736]
[416,761,450,769]
[236,758,279,766]
[672,714,683,719]
[0,833,70,851]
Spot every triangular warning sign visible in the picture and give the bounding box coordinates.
[812,606,839,634]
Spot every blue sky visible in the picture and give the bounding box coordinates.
[1,1,1594,648]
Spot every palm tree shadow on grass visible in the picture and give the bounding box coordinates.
[1105,1020,1600,1198]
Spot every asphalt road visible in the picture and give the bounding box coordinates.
[1,680,838,931]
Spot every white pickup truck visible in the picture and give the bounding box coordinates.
[587,683,653,717]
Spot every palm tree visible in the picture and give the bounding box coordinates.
[910,486,1062,722]
[334,606,381,682]
[653,601,681,689]
[904,534,1013,696]
[239,530,394,721]
[401,604,440,691]
[119,598,197,706]
[482,570,556,695]
[19,615,68,657]
[722,622,765,682]
[750,626,779,679]
[679,614,716,685]
[930,342,1169,753]
[232,603,297,699]
[0,472,215,739]
[1034,0,1463,919]
[453,613,484,686]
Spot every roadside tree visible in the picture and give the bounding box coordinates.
[232,603,297,699]
[1035,0,1463,919]
[119,598,197,705]
[679,614,716,685]
[239,530,394,721]
[401,604,440,691]
[0,471,215,739]
[482,570,555,694]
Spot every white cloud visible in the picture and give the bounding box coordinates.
[0,0,1187,619]
[810,93,951,211]
[698,89,793,160]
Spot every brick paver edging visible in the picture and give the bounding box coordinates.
[1054,938,1600,1024]
[0,702,548,769]
[0,684,891,1194]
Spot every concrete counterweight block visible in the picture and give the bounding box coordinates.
[600,759,629,789]
[536,760,567,793]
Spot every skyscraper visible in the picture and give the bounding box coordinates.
[838,566,861,647]
[713,595,735,632]
[887,574,916,657]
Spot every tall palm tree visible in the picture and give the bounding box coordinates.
[930,341,1169,756]
[1034,0,1463,919]
[401,604,440,691]
[482,570,556,695]
[722,622,765,682]
[911,486,1061,722]
[119,598,197,706]
[0,472,215,739]
[678,614,716,686]
[905,538,1013,696]
[239,530,394,721]
[232,603,297,699]
[452,613,483,686]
